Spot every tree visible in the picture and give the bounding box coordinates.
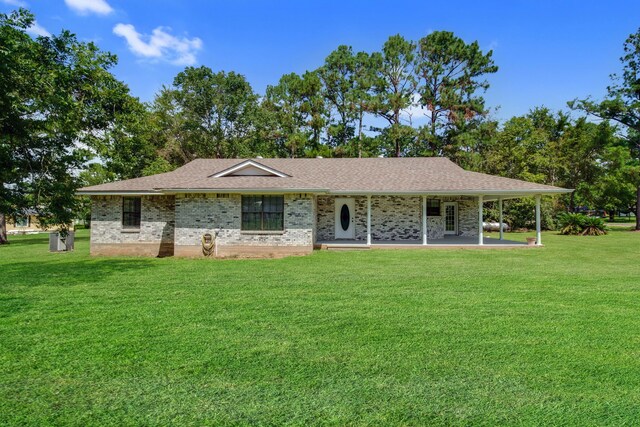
[318,45,358,151]
[369,35,416,157]
[414,31,498,156]
[444,118,499,171]
[0,9,133,243]
[556,119,615,211]
[263,71,326,158]
[96,96,162,179]
[351,51,376,157]
[570,28,640,229]
[480,108,574,230]
[152,66,260,165]
[298,71,328,155]
[76,163,115,226]
[592,143,638,220]
[264,73,308,157]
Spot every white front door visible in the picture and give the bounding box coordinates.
[334,198,355,239]
[443,202,458,235]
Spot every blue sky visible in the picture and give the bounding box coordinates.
[4,0,640,121]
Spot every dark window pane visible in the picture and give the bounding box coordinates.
[122,197,141,228]
[243,196,262,213]
[241,212,262,230]
[263,212,283,230]
[340,204,350,231]
[241,195,284,231]
[427,199,440,216]
[263,196,283,213]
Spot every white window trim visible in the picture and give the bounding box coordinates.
[211,160,289,178]
[443,202,458,235]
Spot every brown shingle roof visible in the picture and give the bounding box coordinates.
[78,157,572,196]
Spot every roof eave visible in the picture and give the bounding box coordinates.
[328,189,573,196]
[77,190,164,196]
[158,188,329,194]
[78,188,573,197]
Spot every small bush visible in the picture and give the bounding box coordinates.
[581,216,607,236]
[558,213,585,235]
[558,213,607,236]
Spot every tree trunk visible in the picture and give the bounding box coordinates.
[357,110,363,158]
[394,112,401,157]
[609,210,615,222]
[0,213,7,245]
[636,185,640,231]
[569,192,576,212]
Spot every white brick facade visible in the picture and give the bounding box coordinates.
[89,193,479,257]
[174,193,314,248]
[91,195,175,245]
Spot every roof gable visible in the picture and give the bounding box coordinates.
[211,160,289,178]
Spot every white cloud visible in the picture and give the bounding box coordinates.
[27,21,51,37]
[401,93,428,123]
[113,23,203,66]
[64,0,113,16]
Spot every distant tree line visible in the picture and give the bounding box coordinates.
[1,8,639,242]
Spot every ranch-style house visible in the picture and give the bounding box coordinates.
[77,157,572,258]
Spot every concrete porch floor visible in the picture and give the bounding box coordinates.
[315,235,531,250]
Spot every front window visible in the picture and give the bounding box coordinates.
[427,199,441,216]
[122,197,141,229]
[242,195,284,231]
[15,216,29,227]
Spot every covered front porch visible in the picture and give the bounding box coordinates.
[314,193,544,248]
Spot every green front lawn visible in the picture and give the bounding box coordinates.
[1,230,639,425]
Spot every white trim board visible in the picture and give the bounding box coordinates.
[211,160,290,178]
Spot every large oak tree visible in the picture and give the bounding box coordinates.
[0,9,134,243]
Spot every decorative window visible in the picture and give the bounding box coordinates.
[122,197,141,229]
[427,199,441,216]
[15,216,29,227]
[241,195,284,231]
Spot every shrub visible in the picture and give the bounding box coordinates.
[558,213,586,235]
[581,216,608,236]
[557,213,607,236]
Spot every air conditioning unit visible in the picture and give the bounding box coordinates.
[49,231,75,252]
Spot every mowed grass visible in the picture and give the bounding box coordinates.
[1,229,640,426]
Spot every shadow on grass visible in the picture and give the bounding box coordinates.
[1,255,157,318]
[0,233,90,246]
[1,257,157,289]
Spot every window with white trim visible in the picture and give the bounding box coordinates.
[15,216,29,227]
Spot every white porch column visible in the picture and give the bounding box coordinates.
[535,194,542,246]
[366,195,372,246]
[422,195,428,245]
[478,195,484,245]
[498,197,504,241]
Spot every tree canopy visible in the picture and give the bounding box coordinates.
[0,9,140,243]
[570,27,640,229]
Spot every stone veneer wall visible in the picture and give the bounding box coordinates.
[316,195,478,241]
[455,197,478,237]
[173,193,314,258]
[90,195,175,256]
